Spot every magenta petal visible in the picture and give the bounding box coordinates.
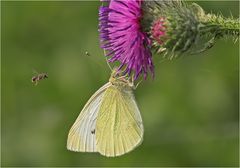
[99,0,154,79]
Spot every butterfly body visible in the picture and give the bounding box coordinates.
[67,70,143,157]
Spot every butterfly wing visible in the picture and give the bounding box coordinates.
[96,86,144,157]
[67,82,111,152]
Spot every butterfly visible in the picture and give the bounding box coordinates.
[67,69,143,157]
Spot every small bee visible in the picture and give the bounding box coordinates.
[32,72,48,85]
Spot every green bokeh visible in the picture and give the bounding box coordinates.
[1,1,239,167]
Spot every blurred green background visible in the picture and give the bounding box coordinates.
[1,1,239,167]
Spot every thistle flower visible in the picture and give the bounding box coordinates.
[99,0,154,79]
[99,0,239,79]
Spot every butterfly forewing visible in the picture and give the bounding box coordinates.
[67,82,111,152]
[96,85,144,157]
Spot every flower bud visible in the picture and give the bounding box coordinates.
[142,0,239,58]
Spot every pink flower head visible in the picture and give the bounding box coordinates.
[151,17,167,45]
[99,0,154,79]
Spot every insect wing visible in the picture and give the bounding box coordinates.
[96,86,144,157]
[67,82,111,152]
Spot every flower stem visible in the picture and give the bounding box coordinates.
[199,13,239,39]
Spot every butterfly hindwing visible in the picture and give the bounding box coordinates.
[95,85,144,157]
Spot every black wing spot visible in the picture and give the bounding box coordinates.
[91,129,95,134]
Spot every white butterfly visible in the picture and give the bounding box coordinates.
[67,69,143,157]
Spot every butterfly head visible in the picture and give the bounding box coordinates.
[109,68,134,89]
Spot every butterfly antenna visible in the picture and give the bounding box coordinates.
[135,79,142,89]
[103,49,113,71]
[132,74,142,89]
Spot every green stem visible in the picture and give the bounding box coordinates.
[200,13,239,39]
